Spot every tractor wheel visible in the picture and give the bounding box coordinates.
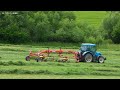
[25,56,30,61]
[98,56,104,63]
[84,53,93,62]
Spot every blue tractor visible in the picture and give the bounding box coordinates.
[77,43,106,63]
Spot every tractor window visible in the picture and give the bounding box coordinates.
[91,46,96,52]
[81,46,87,51]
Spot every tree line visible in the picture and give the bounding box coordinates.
[0,11,120,44]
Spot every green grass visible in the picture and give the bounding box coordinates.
[0,43,120,79]
[1,74,120,79]
[74,11,108,28]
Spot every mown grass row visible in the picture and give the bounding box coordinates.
[1,42,120,50]
[0,60,120,76]
[0,66,120,76]
[1,60,120,67]
[0,42,79,50]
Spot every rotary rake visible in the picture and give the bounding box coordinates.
[25,47,79,62]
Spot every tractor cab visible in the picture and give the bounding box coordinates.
[80,43,96,54]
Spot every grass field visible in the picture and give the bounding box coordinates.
[0,43,120,79]
[74,11,108,28]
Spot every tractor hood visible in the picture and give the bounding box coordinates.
[95,52,101,56]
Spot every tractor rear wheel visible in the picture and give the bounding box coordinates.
[98,56,104,63]
[84,53,93,62]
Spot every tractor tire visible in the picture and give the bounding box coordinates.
[84,53,93,62]
[98,56,104,63]
[25,56,30,61]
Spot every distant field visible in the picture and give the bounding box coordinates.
[0,43,120,79]
[74,11,108,28]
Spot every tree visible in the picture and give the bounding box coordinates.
[102,12,120,43]
[0,11,104,44]
[111,20,120,43]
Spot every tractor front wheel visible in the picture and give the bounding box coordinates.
[98,56,104,63]
[84,53,93,62]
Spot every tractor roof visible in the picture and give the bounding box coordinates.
[81,43,96,46]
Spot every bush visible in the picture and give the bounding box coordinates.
[102,12,120,44]
[84,36,96,44]
[111,21,120,43]
[95,36,104,45]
